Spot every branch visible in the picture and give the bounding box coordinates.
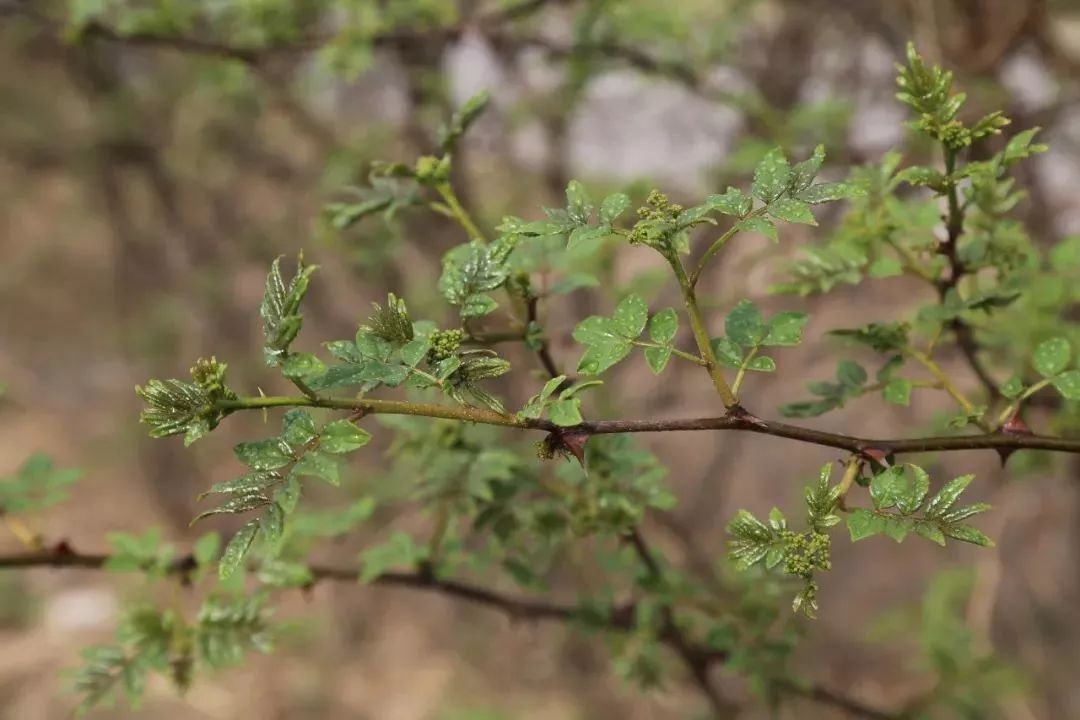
[0,541,900,719]
[215,395,1080,457]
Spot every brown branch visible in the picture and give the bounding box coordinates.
[0,541,900,718]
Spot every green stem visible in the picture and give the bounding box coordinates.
[689,207,766,288]
[731,347,759,396]
[437,182,486,242]
[905,348,991,432]
[835,455,863,510]
[994,377,1054,427]
[631,340,707,367]
[670,259,738,407]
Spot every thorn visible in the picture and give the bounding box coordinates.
[53,539,74,556]
[541,428,591,469]
[997,409,1030,466]
[1001,409,1032,436]
[860,447,893,470]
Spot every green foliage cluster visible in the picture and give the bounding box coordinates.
[4,12,1078,716]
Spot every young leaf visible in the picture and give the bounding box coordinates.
[648,308,679,346]
[768,198,817,226]
[762,312,807,346]
[292,452,340,486]
[219,520,260,580]
[1052,370,1080,399]
[1033,337,1071,377]
[725,300,766,347]
[320,420,372,454]
[751,148,791,202]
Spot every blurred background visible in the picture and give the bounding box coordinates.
[2,0,1080,718]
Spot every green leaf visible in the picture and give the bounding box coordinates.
[768,198,817,225]
[1033,337,1071,377]
[320,420,372,454]
[399,337,431,367]
[836,360,867,387]
[796,182,864,204]
[565,180,593,225]
[705,187,753,216]
[868,256,903,278]
[292,452,340,486]
[281,353,325,381]
[644,346,672,374]
[576,342,632,375]
[711,336,743,368]
[870,467,907,510]
[219,520,259,580]
[611,294,648,339]
[549,397,583,426]
[461,293,499,318]
[847,509,886,541]
[281,410,317,446]
[735,216,778,242]
[260,503,285,547]
[648,308,678,346]
[762,312,807,346]
[746,356,775,372]
[599,193,631,224]
[359,532,424,583]
[1001,376,1024,399]
[913,522,946,546]
[234,439,292,471]
[942,524,994,547]
[883,378,912,406]
[924,474,974,519]
[726,300,766,347]
[1052,370,1080,399]
[898,465,930,515]
[790,144,825,191]
[0,453,81,514]
[261,256,316,366]
[751,148,791,202]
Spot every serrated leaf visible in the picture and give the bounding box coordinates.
[292,452,340,486]
[751,148,791,202]
[762,312,807,346]
[735,216,778,242]
[870,466,907,510]
[942,524,994,547]
[1001,376,1024,399]
[883,516,914,543]
[726,300,766,347]
[549,397,583,426]
[768,198,817,225]
[260,503,285,546]
[461,293,499,318]
[611,294,648,339]
[320,420,371,454]
[705,187,752,216]
[1052,370,1080,399]
[924,474,974,519]
[399,338,431,367]
[898,465,930,515]
[644,346,672,374]
[281,353,325,381]
[219,520,259,580]
[791,144,825,191]
[711,336,743,367]
[648,308,678,345]
[599,192,630,224]
[883,378,912,406]
[1033,337,1071,377]
[281,410,317,446]
[796,181,864,204]
[913,522,946,546]
[847,509,886,541]
[576,342,632,375]
[234,439,292,470]
[565,180,593,225]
